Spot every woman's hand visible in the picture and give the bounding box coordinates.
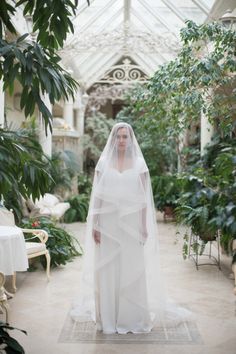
[140,227,148,245]
[93,230,101,244]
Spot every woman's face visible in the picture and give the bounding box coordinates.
[116,127,129,151]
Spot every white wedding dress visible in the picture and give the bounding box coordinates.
[71,123,190,333]
[94,163,152,333]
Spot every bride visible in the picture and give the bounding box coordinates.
[71,122,186,334]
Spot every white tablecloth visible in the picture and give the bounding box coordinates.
[0,226,29,275]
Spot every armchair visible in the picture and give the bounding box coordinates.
[24,193,70,220]
[0,272,9,322]
[0,208,50,292]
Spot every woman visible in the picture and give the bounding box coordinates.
[71,122,174,333]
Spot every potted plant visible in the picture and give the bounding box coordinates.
[21,217,83,268]
[176,175,218,258]
[152,175,181,220]
[0,321,26,353]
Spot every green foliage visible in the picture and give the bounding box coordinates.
[150,20,236,136]
[176,137,236,260]
[176,174,218,239]
[182,233,207,260]
[63,173,92,223]
[21,217,82,267]
[152,175,181,212]
[0,0,89,45]
[117,20,236,265]
[0,0,90,131]
[0,128,52,221]
[0,36,78,132]
[0,321,26,354]
[116,103,178,175]
[203,138,236,256]
[48,150,80,194]
[77,173,92,194]
[83,112,114,173]
[64,194,89,223]
[121,20,236,175]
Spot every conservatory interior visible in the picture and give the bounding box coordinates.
[0,0,236,353]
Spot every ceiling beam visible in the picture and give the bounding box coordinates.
[138,0,178,37]
[131,52,161,75]
[67,0,119,44]
[70,8,123,47]
[86,53,122,89]
[124,0,131,23]
[160,0,187,23]
[72,0,95,20]
[192,0,210,15]
[132,7,159,33]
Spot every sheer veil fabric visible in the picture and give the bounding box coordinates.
[71,122,190,334]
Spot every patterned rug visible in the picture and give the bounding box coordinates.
[59,315,202,345]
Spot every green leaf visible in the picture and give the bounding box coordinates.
[16,33,29,42]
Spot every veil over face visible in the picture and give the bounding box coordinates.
[96,122,145,173]
[71,122,190,331]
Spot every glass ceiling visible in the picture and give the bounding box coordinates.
[60,0,216,89]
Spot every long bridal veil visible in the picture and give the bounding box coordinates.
[71,122,191,330]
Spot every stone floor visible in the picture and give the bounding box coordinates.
[2,214,236,354]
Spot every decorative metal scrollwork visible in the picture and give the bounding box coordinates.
[60,23,180,55]
[98,58,149,84]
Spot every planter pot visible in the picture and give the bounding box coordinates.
[163,206,175,221]
[232,239,236,251]
[196,230,216,242]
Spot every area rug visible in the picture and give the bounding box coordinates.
[58,315,202,345]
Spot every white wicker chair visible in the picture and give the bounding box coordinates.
[0,208,50,292]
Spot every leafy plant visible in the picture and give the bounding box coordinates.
[0,35,78,131]
[176,135,236,260]
[203,139,236,257]
[121,20,236,175]
[48,150,80,194]
[64,194,89,223]
[63,174,92,223]
[0,128,53,222]
[0,321,26,354]
[83,112,114,174]
[176,175,218,239]
[152,175,181,212]
[21,217,83,267]
[0,0,90,131]
[0,0,89,47]
[181,232,207,260]
[77,173,92,195]
[116,103,178,176]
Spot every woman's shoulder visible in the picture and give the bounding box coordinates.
[136,156,149,173]
[95,156,106,172]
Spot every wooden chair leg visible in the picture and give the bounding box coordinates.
[45,251,51,281]
[232,240,236,295]
[0,272,9,322]
[232,263,236,295]
[12,272,17,293]
[3,302,9,323]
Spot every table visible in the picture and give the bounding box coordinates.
[0,226,28,276]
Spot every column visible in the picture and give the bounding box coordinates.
[177,115,188,172]
[74,92,89,136]
[63,95,74,130]
[75,92,89,171]
[0,80,5,128]
[38,94,52,157]
[200,110,214,156]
